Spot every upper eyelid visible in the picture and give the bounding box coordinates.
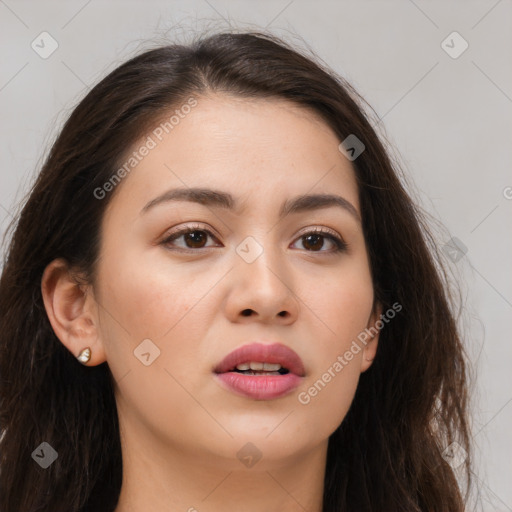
[295,225,341,238]
[164,223,343,239]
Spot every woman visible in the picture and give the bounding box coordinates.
[0,30,474,511]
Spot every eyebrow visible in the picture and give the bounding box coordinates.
[140,187,361,223]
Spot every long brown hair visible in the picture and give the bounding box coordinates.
[0,30,474,511]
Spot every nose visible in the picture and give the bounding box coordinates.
[224,242,299,325]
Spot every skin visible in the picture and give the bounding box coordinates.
[41,93,381,512]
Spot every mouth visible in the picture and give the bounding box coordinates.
[229,362,291,376]
[213,342,306,377]
[212,342,305,400]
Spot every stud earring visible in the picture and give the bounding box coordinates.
[365,355,375,362]
[77,347,91,365]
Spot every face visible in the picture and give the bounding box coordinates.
[88,93,379,468]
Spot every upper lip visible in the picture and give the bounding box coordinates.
[213,342,306,377]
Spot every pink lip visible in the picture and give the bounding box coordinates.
[213,342,305,400]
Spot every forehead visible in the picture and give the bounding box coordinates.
[106,93,360,219]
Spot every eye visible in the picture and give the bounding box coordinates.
[161,224,220,252]
[291,227,348,254]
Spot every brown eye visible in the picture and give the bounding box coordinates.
[181,230,208,249]
[292,228,347,254]
[162,226,220,251]
[301,233,325,251]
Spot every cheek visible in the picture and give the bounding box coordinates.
[98,250,209,341]
[297,359,361,442]
[96,257,214,428]
[300,259,374,342]
[96,250,226,391]
[292,262,373,436]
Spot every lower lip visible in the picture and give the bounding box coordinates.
[214,372,303,400]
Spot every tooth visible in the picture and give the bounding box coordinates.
[236,362,284,371]
[262,362,282,371]
[244,371,281,376]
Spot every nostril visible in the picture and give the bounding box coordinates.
[241,309,253,316]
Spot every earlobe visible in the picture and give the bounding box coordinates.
[360,300,382,373]
[40,258,106,366]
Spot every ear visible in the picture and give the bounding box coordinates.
[360,300,382,373]
[41,258,106,366]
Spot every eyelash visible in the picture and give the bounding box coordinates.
[161,223,348,255]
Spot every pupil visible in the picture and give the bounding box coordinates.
[304,234,323,251]
[185,231,206,248]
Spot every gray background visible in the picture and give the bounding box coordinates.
[1,1,511,510]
